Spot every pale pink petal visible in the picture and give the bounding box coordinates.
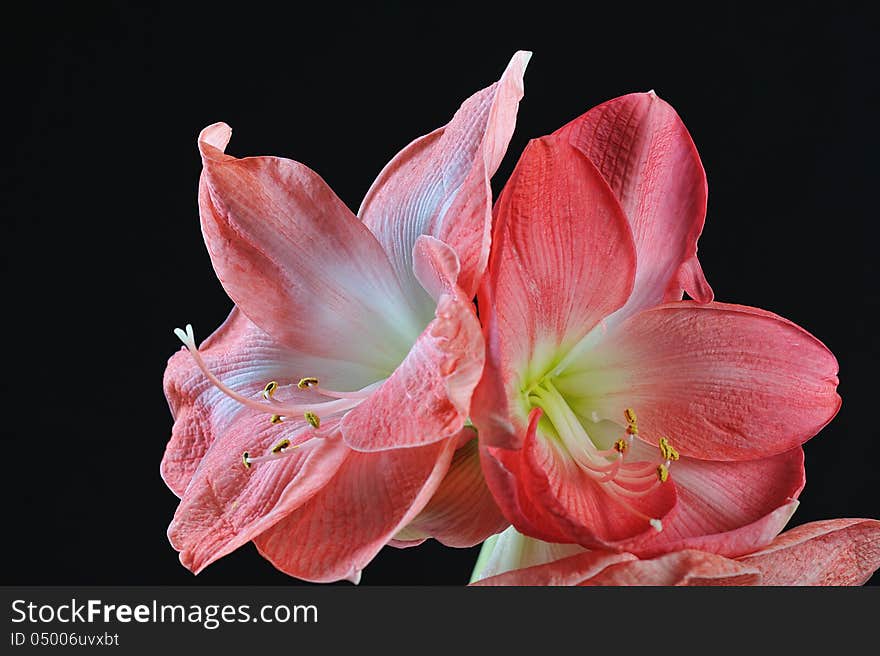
[472,550,636,586]
[559,302,840,460]
[161,308,380,496]
[341,283,484,451]
[621,443,804,557]
[167,418,348,574]
[473,136,636,454]
[393,431,509,548]
[554,91,713,323]
[359,51,529,301]
[738,519,880,585]
[253,439,457,583]
[197,123,421,374]
[581,550,760,586]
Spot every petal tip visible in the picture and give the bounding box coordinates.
[198,122,232,155]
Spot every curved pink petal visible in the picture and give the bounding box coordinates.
[621,443,804,557]
[392,431,509,548]
[473,135,636,454]
[197,123,420,374]
[167,417,349,574]
[580,550,760,586]
[472,550,636,586]
[554,91,713,323]
[560,302,840,460]
[161,308,383,496]
[359,51,530,301]
[253,438,457,583]
[738,519,880,585]
[340,252,484,451]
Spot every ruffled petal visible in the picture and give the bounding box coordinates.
[738,519,880,585]
[340,243,484,451]
[392,432,509,548]
[580,550,760,586]
[197,123,420,374]
[472,550,636,586]
[559,302,840,460]
[554,91,712,323]
[167,419,348,574]
[253,438,457,583]
[161,308,379,496]
[359,51,530,301]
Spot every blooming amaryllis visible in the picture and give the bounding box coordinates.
[472,92,841,556]
[470,521,880,585]
[161,52,530,583]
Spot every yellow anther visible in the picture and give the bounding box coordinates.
[624,408,637,425]
[271,438,291,454]
[304,411,321,428]
[298,377,319,389]
[626,424,639,436]
[657,463,669,483]
[242,451,251,469]
[613,438,628,453]
[262,381,278,399]
[270,414,284,424]
[658,437,679,462]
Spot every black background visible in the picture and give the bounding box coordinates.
[3,2,877,585]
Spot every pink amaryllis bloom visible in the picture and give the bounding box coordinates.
[473,92,841,556]
[470,520,880,585]
[161,52,530,583]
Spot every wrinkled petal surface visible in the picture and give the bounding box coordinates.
[554,92,712,323]
[581,549,761,586]
[739,519,880,585]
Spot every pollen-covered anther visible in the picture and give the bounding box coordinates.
[656,463,670,483]
[658,437,679,462]
[242,451,252,469]
[271,438,291,454]
[304,411,321,429]
[269,414,286,424]
[261,381,279,400]
[613,438,628,454]
[298,377,319,390]
[624,407,639,435]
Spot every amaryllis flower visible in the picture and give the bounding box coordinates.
[473,92,841,556]
[161,51,530,583]
[470,521,880,585]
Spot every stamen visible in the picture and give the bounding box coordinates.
[270,414,285,424]
[304,411,321,428]
[613,438,628,453]
[271,438,291,454]
[657,463,670,482]
[297,377,319,389]
[242,451,251,469]
[658,437,679,462]
[261,381,279,400]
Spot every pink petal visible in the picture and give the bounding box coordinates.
[472,550,637,586]
[392,430,509,548]
[161,308,382,496]
[581,550,761,586]
[563,301,840,460]
[197,123,421,374]
[167,419,349,574]
[340,244,484,451]
[621,443,804,557]
[554,91,713,323]
[473,135,636,454]
[738,519,880,585]
[253,439,457,583]
[359,51,530,300]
